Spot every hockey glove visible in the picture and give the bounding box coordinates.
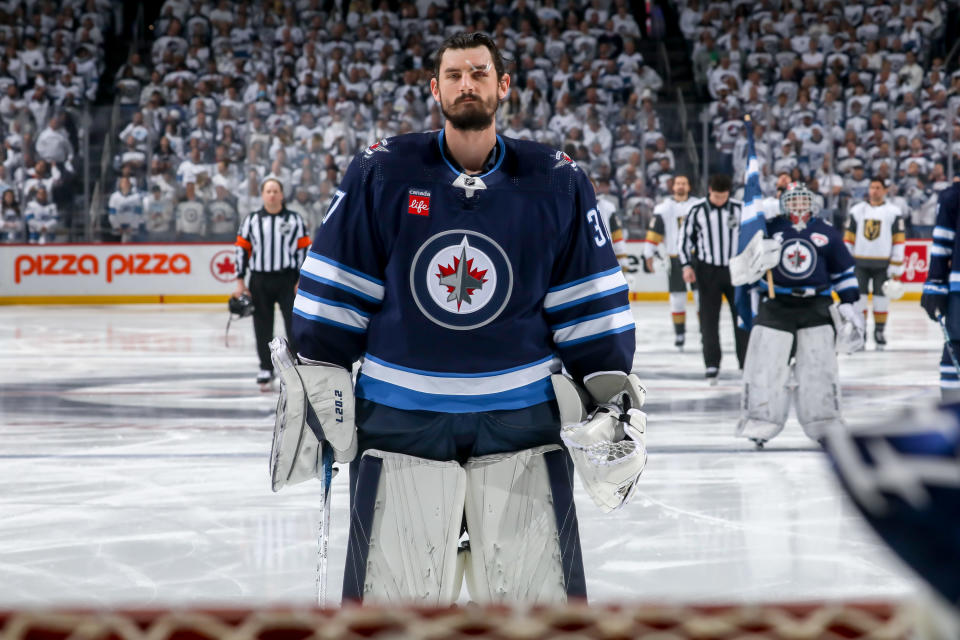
[835,302,866,354]
[268,337,357,492]
[552,372,647,513]
[729,230,782,286]
[886,263,904,279]
[921,281,949,321]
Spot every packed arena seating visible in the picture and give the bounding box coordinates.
[0,0,958,244]
[0,0,117,243]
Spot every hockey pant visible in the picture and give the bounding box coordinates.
[739,308,844,443]
[855,264,889,327]
[341,446,585,605]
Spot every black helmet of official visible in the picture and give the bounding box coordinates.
[229,293,254,318]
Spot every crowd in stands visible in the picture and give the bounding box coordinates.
[684,0,956,231]
[2,0,956,245]
[101,0,671,242]
[0,0,115,243]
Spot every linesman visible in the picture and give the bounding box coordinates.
[233,178,311,387]
[678,173,749,382]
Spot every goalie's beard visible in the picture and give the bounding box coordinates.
[439,91,499,132]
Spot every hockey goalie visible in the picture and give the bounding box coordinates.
[731,182,865,447]
[268,32,647,606]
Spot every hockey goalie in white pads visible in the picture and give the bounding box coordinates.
[551,372,647,512]
[736,183,863,447]
[268,337,357,492]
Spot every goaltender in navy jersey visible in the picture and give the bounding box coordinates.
[293,131,635,413]
[759,216,858,303]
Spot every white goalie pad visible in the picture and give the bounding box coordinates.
[794,325,845,440]
[831,302,865,354]
[463,445,568,604]
[361,450,466,604]
[729,230,782,286]
[737,325,793,443]
[881,278,904,301]
[269,362,357,492]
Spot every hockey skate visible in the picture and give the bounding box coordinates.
[257,369,274,392]
[750,438,766,449]
[874,327,886,350]
[705,367,718,386]
[674,332,685,351]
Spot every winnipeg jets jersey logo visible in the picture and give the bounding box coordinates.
[410,230,513,330]
[364,138,389,157]
[778,238,817,280]
[553,150,578,171]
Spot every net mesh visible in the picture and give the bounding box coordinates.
[0,601,915,640]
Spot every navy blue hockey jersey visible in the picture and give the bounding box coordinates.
[757,216,859,304]
[928,182,960,290]
[292,131,636,413]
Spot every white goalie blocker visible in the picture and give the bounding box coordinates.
[729,229,782,286]
[552,372,648,513]
[268,338,357,492]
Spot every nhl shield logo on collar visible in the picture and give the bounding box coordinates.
[408,189,431,216]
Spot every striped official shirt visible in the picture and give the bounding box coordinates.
[678,197,743,267]
[234,207,311,277]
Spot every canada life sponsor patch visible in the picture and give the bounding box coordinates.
[408,189,431,216]
[810,232,829,247]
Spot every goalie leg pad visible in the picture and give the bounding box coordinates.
[463,445,585,604]
[342,450,466,604]
[737,325,793,442]
[794,325,844,440]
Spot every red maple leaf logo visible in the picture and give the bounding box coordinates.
[216,256,235,275]
[436,257,488,310]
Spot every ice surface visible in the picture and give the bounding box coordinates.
[0,302,937,607]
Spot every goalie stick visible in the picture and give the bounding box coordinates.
[317,444,333,607]
[269,336,338,607]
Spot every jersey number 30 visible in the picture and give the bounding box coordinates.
[586,208,607,247]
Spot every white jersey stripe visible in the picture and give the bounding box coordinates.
[301,253,385,302]
[544,268,628,311]
[359,355,561,396]
[553,309,635,345]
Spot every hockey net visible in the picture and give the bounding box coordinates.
[0,601,918,640]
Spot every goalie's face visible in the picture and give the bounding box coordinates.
[431,46,509,132]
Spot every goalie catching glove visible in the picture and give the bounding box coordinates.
[729,230,782,286]
[551,372,647,513]
[268,337,357,492]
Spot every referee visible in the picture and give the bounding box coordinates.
[678,173,749,383]
[233,178,311,387]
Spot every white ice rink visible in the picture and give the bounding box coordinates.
[0,301,942,608]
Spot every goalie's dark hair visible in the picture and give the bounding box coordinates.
[432,32,507,81]
[708,173,733,193]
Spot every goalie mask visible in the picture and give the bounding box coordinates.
[779,182,820,231]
